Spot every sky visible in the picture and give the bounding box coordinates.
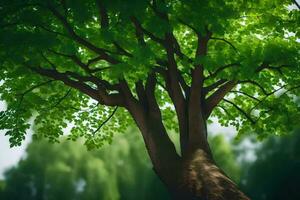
[0,101,33,179]
[0,101,27,179]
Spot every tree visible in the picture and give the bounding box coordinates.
[0,0,299,199]
[0,130,170,200]
[240,129,300,200]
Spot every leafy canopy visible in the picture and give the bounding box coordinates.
[0,0,299,148]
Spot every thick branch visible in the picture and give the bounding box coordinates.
[135,81,148,109]
[203,79,227,94]
[178,18,197,33]
[164,33,189,149]
[204,81,236,118]
[195,30,212,57]
[145,72,162,119]
[96,0,109,28]
[187,31,212,148]
[131,17,146,46]
[29,66,124,106]
[130,16,165,45]
[119,78,180,180]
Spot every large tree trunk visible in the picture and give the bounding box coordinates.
[169,149,250,200]
[120,76,249,199]
[151,135,250,200]
[130,111,249,200]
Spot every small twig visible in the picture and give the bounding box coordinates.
[292,0,300,9]
[230,90,261,102]
[249,84,288,112]
[92,106,118,135]
[51,88,72,108]
[207,63,240,79]
[210,37,238,52]
[223,98,255,124]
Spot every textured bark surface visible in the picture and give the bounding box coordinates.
[124,78,250,199]
[180,149,250,200]
[131,112,250,199]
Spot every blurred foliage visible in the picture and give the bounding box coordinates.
[0,180,5,199]
[0,129,239,200]
[209,135,241,183]
[2,127,300,199]
[240,129,300,200]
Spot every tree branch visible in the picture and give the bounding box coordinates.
[135,81,148,109]
[17,80,54,97]
[255,62,290,75]
[163,33,190,155]
[207,63,240,79]
[177,18,198,33]
[249,84,291,112]
[51,88,72,109]
[112,41,132,57]
[96,0,109,28]
[195,30,212,57]
[204,81,236,118]
[210,37,238,52]
[217,105,234,118]
[48,49,111,73]
[130,16,165,45]
[130,17,146,46]
[229,90,261,102]
[292,0,300,9]
[15,80,54,111]
[47,5,119,64]
[238,80,269,95]
[37,24,69,38]
[223,99,255,124]
[28,66,124,106]
[204,79,227,94]
[149,0,168,20]
[145,72,162,119]
[92,106,118,135]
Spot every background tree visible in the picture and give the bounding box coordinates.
[0,129,239,200]
[0,0,299,199]
[240,129,300,200]
[0,129,169,200]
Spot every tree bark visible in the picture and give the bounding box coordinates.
[178,148,250,200]
[130,111,249,200]
[148,126,250,200]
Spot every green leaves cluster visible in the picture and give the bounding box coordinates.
[0,0,299,148]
